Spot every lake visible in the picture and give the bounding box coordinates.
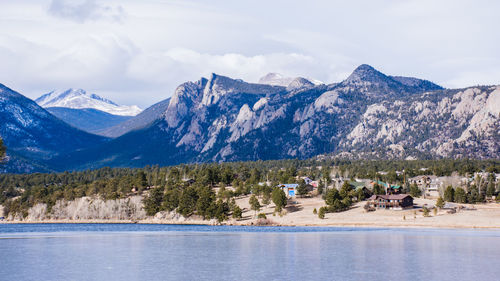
[1,224,499,281]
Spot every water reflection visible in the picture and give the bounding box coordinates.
[0,225,499,281]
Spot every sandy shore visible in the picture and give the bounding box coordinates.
[2,196,500,229]
[231,196,500,229]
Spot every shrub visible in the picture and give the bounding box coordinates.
[318,207,326,219]
[422,207,430,217]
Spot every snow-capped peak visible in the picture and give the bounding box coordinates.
[258,73,295,87]
[36,89,142,116]
[258,73,323,88]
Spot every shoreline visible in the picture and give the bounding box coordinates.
[2,219,500,230]
[2,197,499,230]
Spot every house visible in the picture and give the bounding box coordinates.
[408,175,441,197]
[299,176,313,185]
[367,194,414,210]
[310,181,319,188]
[371,180,401,194]
[278,184,299,197]
[408,175,439,191]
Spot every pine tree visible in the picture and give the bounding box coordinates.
[0,138,6,161]
[249,195,261,216]
[443,186,455,202]
[232,205,242,219]
[271,187,287,213]
[318,207,326,219]
[454,187,467,203]
[410,183,422,197]
[436,197,445,209]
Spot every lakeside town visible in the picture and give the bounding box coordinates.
[2,160,499,229]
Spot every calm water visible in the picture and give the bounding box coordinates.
[1,224,499,281]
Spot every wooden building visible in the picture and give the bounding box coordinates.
[367,194,414,210]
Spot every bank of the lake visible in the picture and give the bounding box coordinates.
[3,197,500,229]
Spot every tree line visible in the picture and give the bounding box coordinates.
[1,157,499,219]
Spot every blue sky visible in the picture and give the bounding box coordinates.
[1,0,499,107]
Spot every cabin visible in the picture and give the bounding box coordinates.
[367,194,414,210]
[278,184,299,197]
[299,176,313,185]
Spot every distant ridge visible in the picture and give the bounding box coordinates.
[36,88,142,116]
[1,64,499,173]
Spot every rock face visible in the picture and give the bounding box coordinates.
[2,65,499,172]
[54,65,498,170]
[12,196,146,221]
[98,98,171,138]
[0,84,109,173]
[342,86,500,159]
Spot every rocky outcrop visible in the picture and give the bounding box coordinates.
[20,65,500,171]
[9,196,146,221]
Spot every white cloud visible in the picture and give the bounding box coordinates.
[48,0,125,23]
[128,48,320,83]
[0,0,500,107]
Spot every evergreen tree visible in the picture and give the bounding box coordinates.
[271,187,287,213]
[410,183,422,197]
[143,187,164,216]
[325,188,341,206]
[422,206,430,217]
[214,199,229,222]
[136,171,148,189]
[468,186,483,203]
[318,206,326,219]
[178,186,198,217]
[0,137,5,161]
[443,186,455,202]
[436,197,445,209]
[339,182,352,198]
[486,181,496,198]
[454,187,467,203]
[249,195,261,216]
[196,186,216,219]
[162,188,180,211]
[232,205,242,219]
[297,179,308,197]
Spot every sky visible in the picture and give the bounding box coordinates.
[1,0,500,108]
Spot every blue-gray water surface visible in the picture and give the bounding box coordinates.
[1,224,499,281]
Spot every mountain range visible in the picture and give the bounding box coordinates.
[0,84,109,173]
[1,64,499,173]
[36,89,142,116]
[34,89,143,135]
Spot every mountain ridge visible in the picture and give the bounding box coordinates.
[0,84,109,173]
[1,64,498,173]
[36,88,142,116]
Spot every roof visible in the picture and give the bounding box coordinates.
[372,180,401,189]
[369,194,413,200]
[349,181,366,188]
[279,184,298,188]
[372,180,388,187]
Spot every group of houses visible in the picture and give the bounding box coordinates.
[275,176,414,210]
